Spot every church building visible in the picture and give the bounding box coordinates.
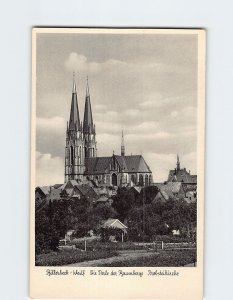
[64,76,153,187]
[167,155,197,184]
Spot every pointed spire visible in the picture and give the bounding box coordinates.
[176,154,180,170]
[83,76,94,134]
[69,73,80,131]
[72,72,76,93]
[121,129,125,156]
[86,76,90,97]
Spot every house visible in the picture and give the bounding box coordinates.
[154,182,185,200]
[102,218,127,233]
[48,188,62,201]
[184,191,197,203]
[35,187,47,209]
[96,196,113,206]
[65,230,75,242]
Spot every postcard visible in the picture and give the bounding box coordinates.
[30,27,205,299]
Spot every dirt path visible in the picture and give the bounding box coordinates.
[66,250,157,267]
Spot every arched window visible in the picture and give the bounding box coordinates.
[112,173,117,186]
[149,175,152,186]
[70,146,74,165]
[85,147,88,158]
[139,174,144,186]
[145,174,149,186]
[131,174,136,184]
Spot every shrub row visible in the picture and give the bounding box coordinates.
[94,249,197,267]
[35,249,117,266]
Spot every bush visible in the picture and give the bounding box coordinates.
[96,249,197,267]
[35,249,117,266]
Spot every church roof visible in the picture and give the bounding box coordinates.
[84,155,151,175]
[83,78,94,134]
[68,80,80,131]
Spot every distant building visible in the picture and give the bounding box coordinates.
[167,155,197,188]
[64,76,153,187]
[154,182,185,201]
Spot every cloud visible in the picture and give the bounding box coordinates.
[36,34,198,184]
[37,116,66,132]
[36,152,64,186]
[64,53,127,74]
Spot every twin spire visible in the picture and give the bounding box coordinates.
[68,73,94,134]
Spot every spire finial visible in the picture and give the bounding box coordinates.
[121,129,125,156]
[72,71,76,93]
[86,75,90,97]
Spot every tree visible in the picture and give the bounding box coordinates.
[112,187,135,221]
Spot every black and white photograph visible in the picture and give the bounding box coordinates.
[33,28,204,269]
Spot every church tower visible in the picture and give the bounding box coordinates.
[65,75,85,182]
[83,77,97,158]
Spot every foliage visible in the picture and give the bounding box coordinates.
[112,187,197,241]
[95,249,197,267]
[35,249,117,266]
[35,186,197,255]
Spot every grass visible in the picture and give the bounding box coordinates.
[94,249,197,267]
[35,249,117,266]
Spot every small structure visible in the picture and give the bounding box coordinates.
[102,218,127,242]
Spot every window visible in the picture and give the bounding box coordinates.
[131,174,136,184]
[139,174,144,186]
[112,173,117,186]
[70,146,74,165]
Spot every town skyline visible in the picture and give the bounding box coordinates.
[36,33,198,186]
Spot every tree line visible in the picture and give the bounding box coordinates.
[35,187,196,254]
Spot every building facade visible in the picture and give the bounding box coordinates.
[65,76,153,186]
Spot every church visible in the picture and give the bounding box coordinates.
[167,155,197,184]
[64,76,153,187]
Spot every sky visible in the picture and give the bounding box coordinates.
[36,32,198,186]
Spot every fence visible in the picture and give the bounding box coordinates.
[69,240,196,252]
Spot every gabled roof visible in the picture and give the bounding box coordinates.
[85,155,151,175]
[130,186,142,194]
[35,187,47,198]
[102,218,127,229]
[38,186,50,195]
[74,185,92,196]
[154,182,183,198]
[53,184,63,189]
